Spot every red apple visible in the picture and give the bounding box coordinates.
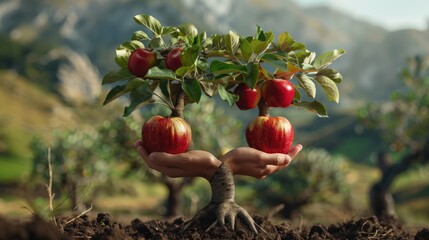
[234,84,261,110]
[261,79,295,108]
[165,47,183,72]
[128,48,157,77]
[246,116,294,153]
[141,115,192,154]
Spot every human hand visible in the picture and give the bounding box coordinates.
[220,145,303,179]
[135,140,222,180]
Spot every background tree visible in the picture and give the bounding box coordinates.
[360,55,429,219]
[31,129,109,212]
[251,148,349,219]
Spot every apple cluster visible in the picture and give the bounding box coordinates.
[130,44,296,154]
[127,47,194,154]
[234,78,295,154]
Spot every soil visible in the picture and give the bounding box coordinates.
[0,213,428,240]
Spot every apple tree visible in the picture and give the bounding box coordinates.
[102,14,345,232]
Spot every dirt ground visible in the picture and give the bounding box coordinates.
[0,212,428,240]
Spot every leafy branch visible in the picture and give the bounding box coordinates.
[102,14,345,117]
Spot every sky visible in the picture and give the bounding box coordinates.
[293,0,429,31]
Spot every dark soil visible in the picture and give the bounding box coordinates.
[1,213,428,240]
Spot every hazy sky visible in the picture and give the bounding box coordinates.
[294,0,428,30]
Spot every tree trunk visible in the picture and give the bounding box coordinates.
[165,179,182,217]
[164,177,194,218]
[369,147,427,219]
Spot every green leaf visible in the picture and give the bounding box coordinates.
[313,49,346,70]
[201,32,213,48]
[103,78,149,105]
[211,34,224,49]
[124,78,147,92]
[218,85,238,106]
[225,31,240,55]
[145,66,177,80]
[178,23,198,38]
[148,36,166,48]
[303,52,316,65]
[159,79,170,98]
[102,69,133,85]
[115,49,131,68]
[182,45,200,67]
[289,42,306,52]
[118,40,144,51]
[182,79,202,103]
[240,38,253,62]
[316,68,343,83]
[263,31,274,44]
[175,66,193,78]
[261,53,286,69]
[244,63,259,89]
[103,85,126,105]
[278,32,295,51]
[131,30,149,41]
[133,14,162,35]
[161,26,177,35]
[200,81,217,97]
[315,75,340,103]
[255,25,265,40]
[250,39,270,55]
[123,82,153,117]
[296,73,316,98]
[209,60,247,75]
[293,100,328,117]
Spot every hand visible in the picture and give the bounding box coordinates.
[220,145,303,179]
[135,140,222,180]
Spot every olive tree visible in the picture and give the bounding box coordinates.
[360,55,429,219]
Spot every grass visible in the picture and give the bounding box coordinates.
[0,155,31,182]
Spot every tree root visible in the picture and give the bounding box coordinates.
[184,200,265,233]
[183,163,265,234]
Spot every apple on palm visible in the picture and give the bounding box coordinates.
[141,116,192,154]
[246,116,294,154]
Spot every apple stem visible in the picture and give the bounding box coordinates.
[258,99,270,117]
[171,89,186,118]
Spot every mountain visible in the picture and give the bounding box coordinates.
[2,0,427,103]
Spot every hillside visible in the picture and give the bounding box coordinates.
[0,70,116,159]
[0,71,70,157]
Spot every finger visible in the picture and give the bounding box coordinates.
[256,165,281,179]
[261,153,290,166]
[135,140,150,161]
[288,144,303,159]
[145,162,185,178]
[149,152,186,167]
